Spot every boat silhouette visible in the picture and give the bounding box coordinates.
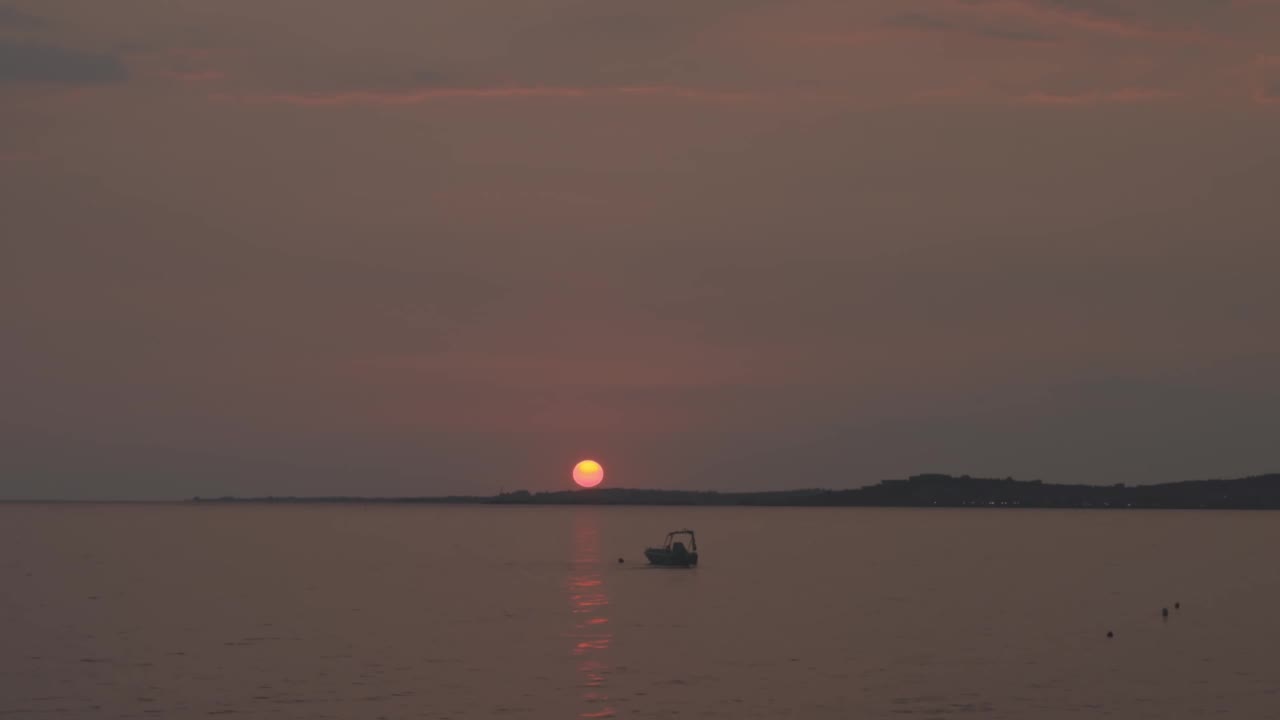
[644,529,698,567]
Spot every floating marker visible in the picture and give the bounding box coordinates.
[1162,607,1169,618]
[1106,631,1114,638]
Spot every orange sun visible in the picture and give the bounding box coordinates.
[572,460,604,488]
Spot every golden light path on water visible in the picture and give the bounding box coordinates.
[568,513,614,718]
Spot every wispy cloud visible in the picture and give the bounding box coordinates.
[1018,87,1180,105]
[771,0,1213,58]
[885,9,1061,44]
[358,340,796,392]
[211,81,1203,112]
[937,0,1216,43]
[125,46,233,85]
[157,69,225,82]
[214,84,776,108]
[764,1,1254,108]
[776,21,1057,49]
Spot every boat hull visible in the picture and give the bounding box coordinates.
[644,548,698,567]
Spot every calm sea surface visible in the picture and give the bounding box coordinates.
[2,504,1278,718]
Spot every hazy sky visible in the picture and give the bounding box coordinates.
[3,1,1278,499]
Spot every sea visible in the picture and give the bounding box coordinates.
[2,504,1278,719]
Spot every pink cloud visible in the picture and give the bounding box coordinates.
[124,46,233,85]
[1250,54,1280,106]
[937,0,1216,44]
[352,342,810,432]
[1018,88,1180,106]
[210,81,1201,112]
[158,70,226,82]
[779,24,1059,49]
[215,85,772,108]
[359,344,779,391]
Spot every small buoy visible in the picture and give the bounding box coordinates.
[1106,631,1114,638]
[1162,607,1169,618]
[617,557,624,564]
[1175,602,1180,610]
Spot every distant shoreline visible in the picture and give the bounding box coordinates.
[181,473,1280,510]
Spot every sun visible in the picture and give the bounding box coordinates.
[572,459,604,488]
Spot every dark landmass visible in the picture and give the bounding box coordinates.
[193,473,1280,509]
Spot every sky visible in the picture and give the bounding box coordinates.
[3,0,1279,500]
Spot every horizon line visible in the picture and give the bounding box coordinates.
[4,471,1276,504]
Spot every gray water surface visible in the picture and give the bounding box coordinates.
[2,504,1277,718]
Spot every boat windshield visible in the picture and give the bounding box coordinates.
[666,532,697,551]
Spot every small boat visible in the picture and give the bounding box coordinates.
[644,529,698,567]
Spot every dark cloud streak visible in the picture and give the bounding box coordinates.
[886,9,1061,43]
[0,4,45,29]
[0,41,126,85]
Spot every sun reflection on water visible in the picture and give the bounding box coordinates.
[568,512,614,719]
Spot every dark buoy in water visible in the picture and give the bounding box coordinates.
[617,557,624,564]
[1106,631,1114,638]
[1162,607,1169,618]
[1175,602,1180,610]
